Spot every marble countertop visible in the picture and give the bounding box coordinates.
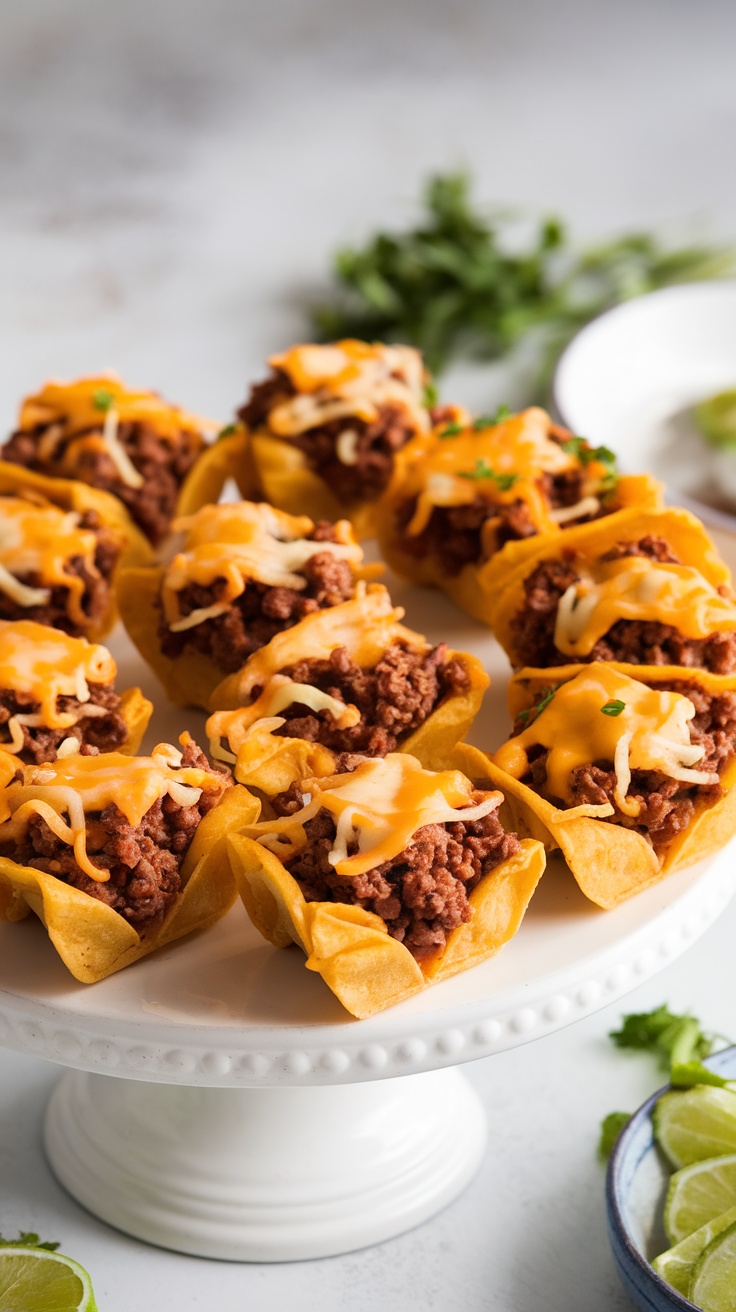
[2,1,736,1307]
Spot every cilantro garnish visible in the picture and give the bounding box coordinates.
[610,1004,721,1072]
[600,699,626,717]
[473,404,512,430]
[0,1232,60,1251]
[439,421,465,439]
[422,380,439,408]
[598,1112,631,1161]
[217,423,238,441]
[517,686,556,727]
[92,388,115,413]
[458,458,518,489]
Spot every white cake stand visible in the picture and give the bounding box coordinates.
[1,576,735,1262]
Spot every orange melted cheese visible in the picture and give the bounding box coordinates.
[493,664,719,815]
[0,496,103,624]
[0,621,116,733]
[552,556,736,658]
[161,501,363,631]
[263,340,430,441]
[207,678,361,765]
[0,740,226,880]
[405,408,608,538]
[246,753,502,878]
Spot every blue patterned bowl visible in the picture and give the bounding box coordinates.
[606,1046,736,1311]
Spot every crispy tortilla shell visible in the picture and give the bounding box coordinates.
[117,562,225,708]
[490,506,731,665]
[251,430,380,541]
[377,468,663,625]
[0,783,258,982]
[176,428,261,516]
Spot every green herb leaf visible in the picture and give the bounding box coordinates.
[0,1232,60,1251]
[473,404,512,430]
[669,1062,733,1090]
[601,699,626,717]
[92,388,115,413]
[610,1005,722,1072]
[439,421,465,439]
[422,380,439,408]
[598,1111,631,1161]
[217,423,238,441]
[458,458,518,489]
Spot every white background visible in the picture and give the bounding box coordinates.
[2,1,736,1307]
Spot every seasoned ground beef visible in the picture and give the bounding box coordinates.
[239,371,415,503]
[277,799,519,960]
[394,435,610,576]
[4,740,229,930]
[3,422,201,545]
[0,682,127,764]
[515,681,736,856]
[159,522,356,674]
[509,537,736,673]
[255,641,469,756]
[0,506,120,636]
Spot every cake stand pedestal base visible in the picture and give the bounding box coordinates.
[44,1066,487,1261]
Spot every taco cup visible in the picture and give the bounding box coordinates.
[234,341,433,539]
[227,751,545,1018]
[207,584,488,769]
[2,375,218,545]
[377,406,663,624]
[0,734,257,981]
[117,499,373,709]
[486,661,736,908]
[489,507,736,671]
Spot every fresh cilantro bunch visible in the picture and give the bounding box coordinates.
[314,172,736,381]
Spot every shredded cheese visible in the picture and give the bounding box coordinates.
[0,496,104,625]
[493,664,721,811]
[206,676,361,763]
[0,621,116,731]
[18,374,214,450]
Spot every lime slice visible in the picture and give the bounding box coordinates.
[665,1154,736,1243]
[0,1246,97,1312]
[696,391,736,448]
[653,1204,736,1296]
[690,1219,736,1310]
[654,1087,736,1168]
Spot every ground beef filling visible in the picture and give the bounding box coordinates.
[274,798,519,960]
[251,641,470,756]
[509,536,736,673]
[159,522,356,674]
[0,507,120,636]
[239,371,416,503]
[394,453,610,577]
[3,422,202,545]
[4,741,229,930]
[515,681,736,856]
[0,682,127,764]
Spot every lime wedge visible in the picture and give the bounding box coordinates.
[690,1219,736,1310]
[665,1154,736,1243]
[0,1246,97,1312]
[653,1204,736,1295]
[654,1087,736,1168]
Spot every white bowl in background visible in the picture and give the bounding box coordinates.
[553,281,736,532]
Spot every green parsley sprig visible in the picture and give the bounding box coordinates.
[458,458,518,490]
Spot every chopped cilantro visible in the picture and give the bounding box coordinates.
[92,388,115,413]
[458,458,518,489]
[600,699,626,717]
[217,423,238,441]
[473,404,512,430]
[439,421,465,438]
[518,687,557,728]
[422,380,439,408]
[598,1111,631,1161]
[610,1004,721,1073]
[0,1232,60,1251]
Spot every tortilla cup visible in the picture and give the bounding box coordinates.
[226,754,545,1018]
[490,506,731,666]
[479,665,736,909]
[0,462,152,640]
[208,585,489,769]
[176,427,261,517]
[0,782,258,982]
[377,460,663,625]
[249,430,379,540]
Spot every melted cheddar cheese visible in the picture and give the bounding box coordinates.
[161,501,363,631]
[0,739,226,881]
[16,375,213,491]
[0,622,116,740]
[0,495,103,623]
[207,677,361,764]
[262,341,430,442]
[404,408,609,538]
[246,753,502,877]
[493,664,719,815]
[552,556,736,658]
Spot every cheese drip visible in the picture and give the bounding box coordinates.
[263,341,430,439]
[19,374,214,449]
[553,556,736,657]
[493,664,720,812]
[0,741,226,881]
[207,676,361,763]
[0,497,102,624]
[404,408,610,538]
[0,621,116,737]
[161,501,363,631]
[246,753,502,878]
